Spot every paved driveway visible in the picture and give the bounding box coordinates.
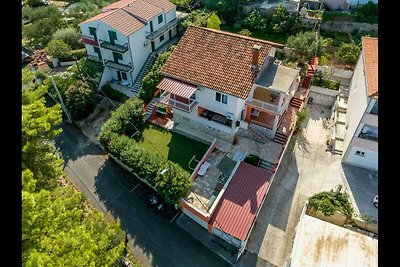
[237,104,378,266]
[55,121,230,267]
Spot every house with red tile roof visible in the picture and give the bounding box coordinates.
[79,0,178,89]
[156,26,301,143]
[341,37,378,171]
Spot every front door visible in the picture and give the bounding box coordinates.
[168,29,172,40]
[117,71,122,81]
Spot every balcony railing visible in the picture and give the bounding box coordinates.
[80,36,99,46]
[104,60,132,72]
[159,92,198,113]
[247,98,282,114]
[146,18,178,40]
[87,54,102,62]
[99,40,129,53]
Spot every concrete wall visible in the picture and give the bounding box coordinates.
[343,144,378,170]
[343,53,368,155]
[320,21,378,33]
[309,85,340,107]
[182,206,209,229]
[212,227,242,248]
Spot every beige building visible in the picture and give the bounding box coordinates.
[342,37,378,171]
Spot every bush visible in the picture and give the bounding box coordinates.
[100,84,129,103]
[65,80,96,119]
[295,108,307,131]
[269,5,301,34]
[244,10,266,33]
[308,185,353,217]
[206,12,221,30]
[53,27,81,49]
[244,154,260,166]
[286,31,326,65]
[336,42,361,65]
[312,71,340,90]
[238,28,252,37]
[47,39,72,61]
[70,48,87,60]
[321,11,355,22]
[46,72,77,99]
[355,1,378,23]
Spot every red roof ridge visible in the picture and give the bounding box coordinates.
[188,26,285,48]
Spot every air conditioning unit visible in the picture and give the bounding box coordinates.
[226,112,235,120]
[143,40,149,47]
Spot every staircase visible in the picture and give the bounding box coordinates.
[290,97,303,109]
[248,124,268,143]
[129,53,156,95]
[273,132,288,145]
[259,159,277,173]
[144,98,159,121]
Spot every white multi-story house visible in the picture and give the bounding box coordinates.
[342,37,378,171]
[156,26,301,143]
[79,0,178,87]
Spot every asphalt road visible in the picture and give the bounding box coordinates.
[54,121,230,267]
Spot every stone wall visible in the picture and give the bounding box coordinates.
[321,21,378,33]
[309,85,340,107]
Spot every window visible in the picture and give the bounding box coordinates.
[112,52,123,63]
[158,14,163,24]
[89,27,97,40]
[355,151,365,157]
[108,30,117,44]
[121,72,127,80]
[159,34,164,42]
[215,92,221,102]
[222,94,228,104]
[93,47,102,60]
[358,125,378,142]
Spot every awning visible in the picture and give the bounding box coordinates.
[157,77,197,99]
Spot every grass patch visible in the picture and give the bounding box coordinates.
[138,123,209,172]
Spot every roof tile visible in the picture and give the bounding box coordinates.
[362,37,378,97]
[100,9,145,36]
[122,0,163,21]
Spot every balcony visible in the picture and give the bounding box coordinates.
[99,40,129,53]
[104,60,132,72]
[247,98,281,114]
[146,18,178,40]
[159,92,198,113]
[80,36,99,46]
[87,54,102,62]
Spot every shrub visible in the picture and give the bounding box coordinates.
[311,71,340,90]
[100,84,129,103]
[244,10,266,33]
[295,108,307,131]
[46,72,77,99]
[238,28,252,37]
[70,48,87,60]
[47,39,72,61]
[322,11,355,22]
[308,185,353,217]
[53,27,81,49]
[206,12,221,30]
[356,1,378,23]
[244,154,260,166]
[180,10,210,29]
[336,42,361,65]
[269,5,301,34]
[65,80,96,119]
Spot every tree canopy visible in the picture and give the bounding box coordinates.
[269,5,301,34]
[286,31,326,64]
[337,42,361,65]
[207,12,221,29]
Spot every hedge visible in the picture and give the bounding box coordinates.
[100,84,129,103]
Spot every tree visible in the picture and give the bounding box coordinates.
[337,42,361,65]
[308,185,353,217]
[202,0,239,25]
[269,5,301,34]
[180,10,210,29]
[53,27,81,49]
[65,80,96,119]
[206,12,221,29]
[286,31,326,64]
[356,1,378,23]
[244,10,266,33]
[47,39,72,61]
[238,28,252,37]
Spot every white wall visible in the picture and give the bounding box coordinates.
[128,26,152,82]
[343,145,378,171]
[212,227,242,248]
[182,207,208,229]
[165,8,177,23]
[343,53,368,155]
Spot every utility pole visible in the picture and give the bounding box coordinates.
[50,75,73,124]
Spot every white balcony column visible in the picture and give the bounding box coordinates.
[272,114,280,137]
[277,92,284,113]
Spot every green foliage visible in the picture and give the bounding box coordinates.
[322,11,355,22]
[138,48,173,104]
[99,97,145,146]
[100,84,129,103]
[46,72,77,99]
[312,71,340,90]
[65,80,96,119]
[70,48,87,60]
[207,12,221,29]
[202,0,239,25]
[275,50,285,60]
[180,10,210,29]
[53,27,81,49]
[22,187,125,266]
[269,5,301,34]
[47,39,72,61]
[336,42,361,65]
[22,5,62,48]
[286,31,326,64]
[70,57,103,82]
[244,10,266,33]
[244,154,260,166]
[308,185,354,217]
[295,108,307,131]
[238,28,252,37]
[25,0,46,7]
[170,0,193,11]
[107,135,192,204]
[356,1,378,23]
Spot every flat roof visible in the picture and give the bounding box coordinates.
[209,162,273,240]
[255,57,299,93]
[291,214,378,267]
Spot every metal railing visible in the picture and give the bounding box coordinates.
[99,39,129,53]
[247,98,283,114]
[104,60,132,72]
[159,92,198,112]
[146,18,178,40]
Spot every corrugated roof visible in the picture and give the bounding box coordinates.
[122,0,163,21]
[209,162,273,240]
[362,37,378,97]
[157,77,197,98]
[100,9,145,36]
[161,26,284,100]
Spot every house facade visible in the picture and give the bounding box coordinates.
[79,0,178,87]
[156,26,300,142]
[342,37,378,171]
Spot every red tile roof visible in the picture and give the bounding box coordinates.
[79,10,114,25]
[209,162,273,241]
[157,77,198,98]
[102,0,174,13]
[161,26,284,99]
[122,0,163,21]
[100,9,145,36]
[362,37,378,97]
[102,0,135,11]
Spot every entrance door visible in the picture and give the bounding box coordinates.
[151,41,155,52]
[116,71,122,81]
[168,29,172,40]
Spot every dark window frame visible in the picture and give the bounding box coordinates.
[158,14,163,24]
[89,27,97,40]
[222,94,228,104]
[215,92,221,102]
[159,34,164,42]
[121,72,127,80]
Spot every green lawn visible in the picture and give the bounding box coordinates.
[137,123,209,172]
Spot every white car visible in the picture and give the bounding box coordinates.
[373,195,378,208]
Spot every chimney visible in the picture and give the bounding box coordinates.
[252,45,262,68]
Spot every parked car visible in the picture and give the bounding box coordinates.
[373,195,378,208]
